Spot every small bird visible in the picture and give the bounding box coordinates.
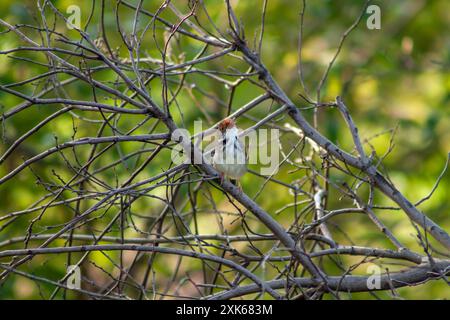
[213,118,247,189]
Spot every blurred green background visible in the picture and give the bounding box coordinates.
[0,0,449,299]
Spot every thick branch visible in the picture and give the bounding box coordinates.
[207,259,450,299]
[233,37,450,250]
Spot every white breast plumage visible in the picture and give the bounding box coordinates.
[213,127,247,179]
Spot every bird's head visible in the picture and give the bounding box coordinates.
[218,118,235,133]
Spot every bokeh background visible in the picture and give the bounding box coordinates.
[0,0,449,299]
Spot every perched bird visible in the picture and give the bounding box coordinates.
[213,118,247,188]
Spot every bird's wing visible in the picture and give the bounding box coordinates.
[237,136,248,162]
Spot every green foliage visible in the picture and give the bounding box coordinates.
[0,0,448,299]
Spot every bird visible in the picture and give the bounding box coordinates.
[212,118,247,190]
